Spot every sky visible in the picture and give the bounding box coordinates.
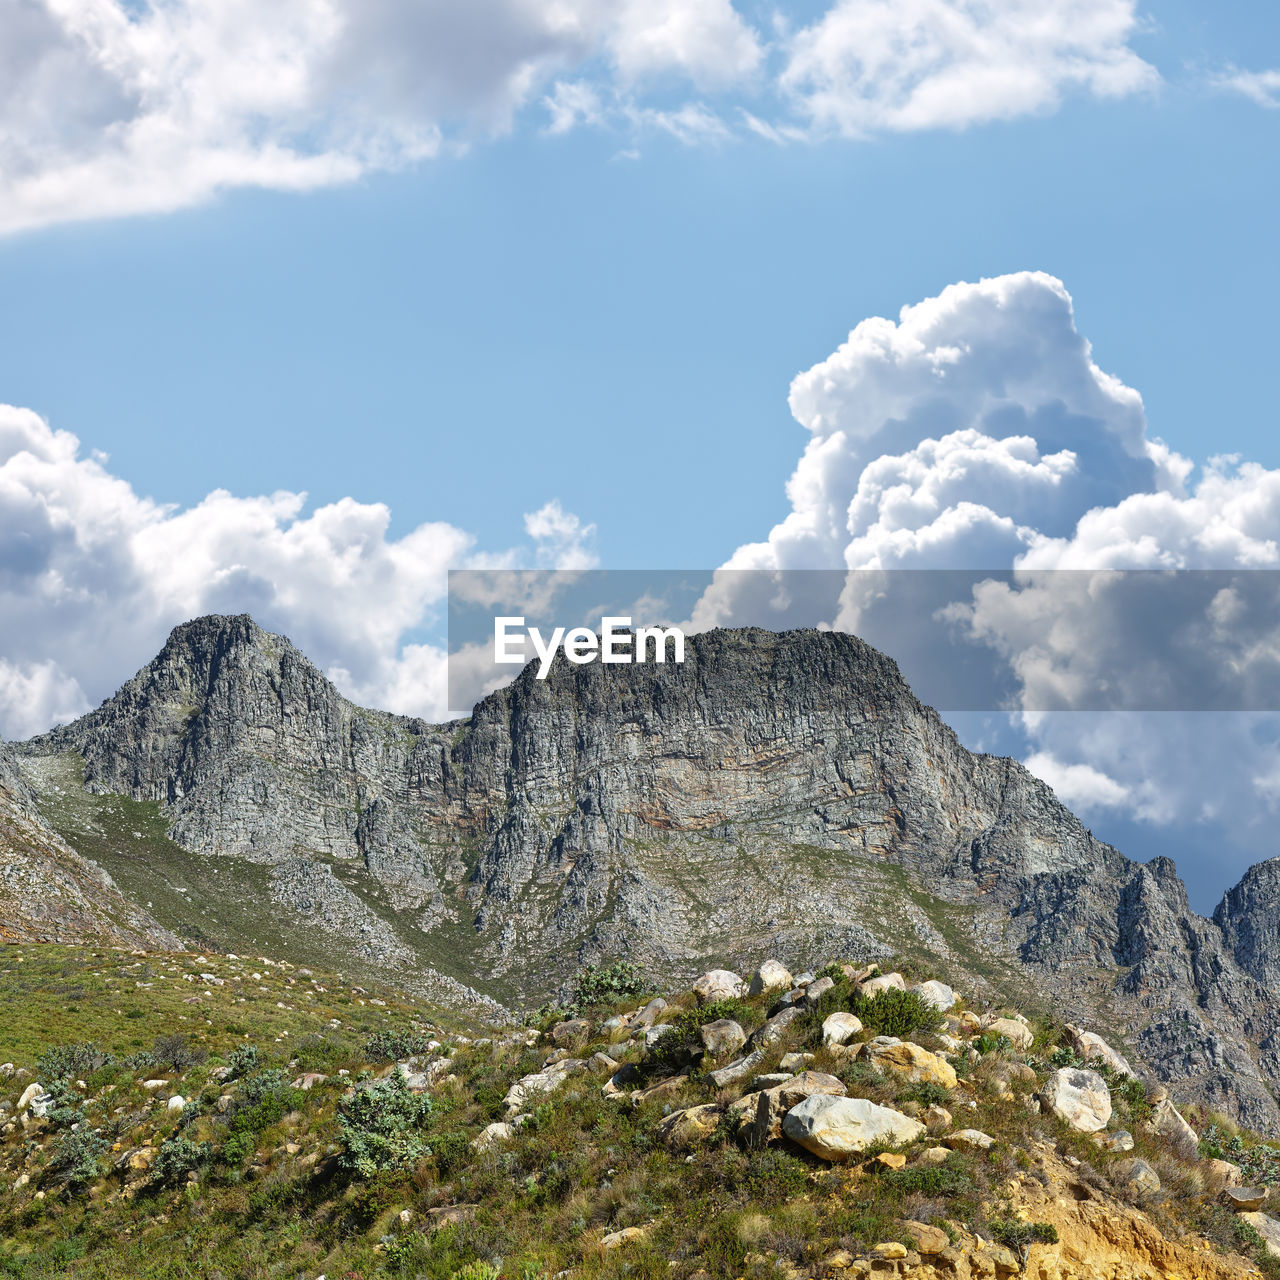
[1,0,1278,912]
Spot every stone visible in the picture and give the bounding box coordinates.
[750,1006,805,1049]
[590,1052,618,1074]
[781,1095,925,1161]
[1063,1025,1135,1076]
[16,1082,43,1113]
[871,1243,907,1260]
[398,1209,413,1227]
[291,1073,328,1090]
[1041,1067,1112,1132]
[1204,1157,1242,1188]
[863,1038,957,1088]
[944,1129,995,1152]
[780,1052,816,1072]
[804,976,836,1005]
[1114,1158,1162,1196]
[753,1073,794,1090]
[1241,1213,1280,1259]
[918,1146,952,1166]
[923,1105,952,1133]
[1223,1186,1267,1212]
[167,1095,185,1112]
[472,1122,516,1150]
[873,1152,906,1170]
[142,1079,169,1091]
[692,970,746,1004]
[699,1019,747,1057]
[984,1017,1034,1050]
[914,981,958,1011]
[550,1019,591,1047]
[644,1024,677,1053]
[657,1104,722,1149]
[752,1071,848,1144]
[822,1012,864,1047]
[601,1227,646,1249]
[427,1204,477,1230]
[1094,1129,1134,1153]
[749,960,794,996]
[0,1064,12,1079]
[903,1221,950,1255]
[710,1051,766,1088]
[1148,1097,1199,1157]
[860,973,906,998]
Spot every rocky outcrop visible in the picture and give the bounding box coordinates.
[17,616,1280,1129]
[0,740,179,949]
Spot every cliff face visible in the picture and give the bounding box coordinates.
[0,739,180,950]
[18,616,1280,1128]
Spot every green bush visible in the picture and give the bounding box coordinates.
[847,987,941,1039]
[452,1264,500,1280]
[338,1069,435,1176]
[226,1069,303,1135]
[223,1043,260,1080]
[743,1149,808,1204]
[877,1164,973,1197]
[647,998,755,1075]
[1201,1124,1280,1185]
[46,1127,107,1191]
[987,1219,1059,1251]
[35,1042,113,1083]
[364,1029,433,1062]
[429,1129,471,1174]
[152,1136,211,1186]
[571,960,650,1011]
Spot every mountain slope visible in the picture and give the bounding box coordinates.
[17,615,1280,1130]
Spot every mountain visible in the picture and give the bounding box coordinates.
[15,614,1280,1130]
[0,738,179,950]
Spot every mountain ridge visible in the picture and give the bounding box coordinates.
[13,614,1280,1130]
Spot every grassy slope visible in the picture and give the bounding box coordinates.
[2,946,1278,1280]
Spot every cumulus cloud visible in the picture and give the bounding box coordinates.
[779,0,1157,136]
[695,270,1280,876]
[0,402,595,737]
[0,0,1159,235]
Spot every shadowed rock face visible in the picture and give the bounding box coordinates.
[0,739,180,950]
[18,615,1280,1129]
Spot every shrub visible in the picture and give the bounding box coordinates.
[571,960,650,1010]
[847,987,941,1039]
[223,1043,260,1080]
[973,1033,1013,1056]
[743,1149,808,1204]
[430,1129,471,1174]
[647,998,755,1075]
[152,1136,211,1186]
[364,1029,433,1062]
[1201,1123,1280,1186]
[46,1128,107,1191]
[226,1069,302,1135]
[151,1034,207,1072]
[338,1070,435,1176]
[877,1164,974,1197]
[452,1264,500,1280]
[987,1219,1059,1251]
[35,1042,113,1083]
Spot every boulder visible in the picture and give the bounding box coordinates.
[699,1019,746,1058]
[943,1129,995,1153]
[657,1104,722,1149]
[749,1005,804,1049]
[914,981,958,1011]
[550,1019,591,1047]
[1094,1129,1134,1153]
[1041,1067,1112,1133]
[16,1082,43,1113]
[1148,1097,1199,1157]
[1241,1213,1280,1259]
[781,1095,924,1161]
[472,1122,516,1150]
[1223,1187,1267,1212]
[822,1012,864,1047]
[860,972,906,998]
[804,976,835,1005]
[167,1095,186,1113]
[1114,1158,1161,1196]
[602,1227,646,1249]
[863,1038,957,1089]
[749,960,794,996]
[918,1146,952,1166]
[923,1105,952,1133]
[751,1071,848,1144]
[1204,1158,1242,1189]
[692,970,746,1004]
[709,1050,766,1088]
[780,1052,816,1072]
[984,1017,1034,1050]
[903,1221,950,1255]
[1063,1025,1135,1077]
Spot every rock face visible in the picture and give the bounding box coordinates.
[17,616,1280,1131]
[0,739,179,949]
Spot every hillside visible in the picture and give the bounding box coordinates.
[5,946,1280,1279]
[11,615,1280,1132]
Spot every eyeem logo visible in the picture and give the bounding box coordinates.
[495,616,686,680]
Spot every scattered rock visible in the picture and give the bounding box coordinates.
[914,980,958,1011]
[804,976,835,1005]
[167,1095,185,1113]
[871,1242,907,1260]
[472,1122,516,1150]
[944,1129,995,1152]
[923,1105,952,1133]
[749,1006,805,1049]
[749,960,794,996]
[780,1052,816,1072]
[984,1017,1034,1050]
[1204,1157,1242,1189]
[1148,1097,1199,1157]
[699,1019,746,1057]
[1114,1158,1162,1196]
[709,1050,766,1088]
[427,1204,477,1230]
[657,1104,722,1150]
[822,1012,864,1047]
[692,970,746,1004]
[860,972,906,998]
[918,1146,952,1166]
[1094,1129,1134,1153]
[872,1152,906,1170]
[1223,1186,1267,1212]
[550,1019,591,1047]
[1041,1067,1112,1133]
[863,1037,957,1088]
[752,1071,848,1144]
[15,1082,43,1113]
[1241,1212,1280,1259]
[781,1095,925,1161]
[903,1220,950,1255]
[601,1226,646,1249]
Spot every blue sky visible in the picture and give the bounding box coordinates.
[1,0,1279,909]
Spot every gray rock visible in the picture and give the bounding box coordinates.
[1042,1068,1112,1133]
[782,1095,924,1161]
[699,1019,747,1057]
[1223,1186,1267,1212]
[1114,1158,1161,1196]
[709,1051,766,1088]
[692,970,746,1004]
[749,960,794,996]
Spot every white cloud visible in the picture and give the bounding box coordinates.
[1212,66,1280,109]
[780,0,1158,136]
[0,0,1161,235]
[1022,750,1130,812]
[0,402,595,737]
